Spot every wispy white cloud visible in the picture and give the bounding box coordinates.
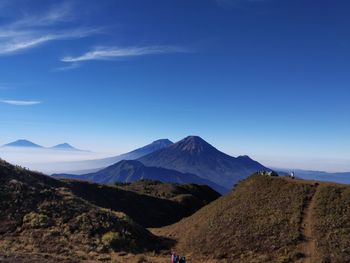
[0,3,99,55]
[61,46,187,63]
[0,100,42,106]
[12,3,74,28]
[53,62,80,72]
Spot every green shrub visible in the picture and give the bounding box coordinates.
[101,231,123,248]
[23,212,51,228]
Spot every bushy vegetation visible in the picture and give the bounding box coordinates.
[101,231,122,247]
[23,212,52,228]
[64,179,220,228]
[0,159,161,262]
[117,179,220,202]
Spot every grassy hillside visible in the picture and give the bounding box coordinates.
[116,179,220,205]
[3,157,350,263]
[64,179,220,228]
[313,184,350,262]
[0,159,164,262]
[155,174,316,262]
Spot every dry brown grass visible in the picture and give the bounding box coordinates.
[3,158,350,263]
[155,174,315,262]
[65,179,220,228]
[0,159,164,262]
[313,184,350,262]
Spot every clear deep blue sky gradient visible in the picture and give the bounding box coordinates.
[0,0,350,171]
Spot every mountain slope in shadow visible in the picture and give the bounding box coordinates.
[55,159,228,194]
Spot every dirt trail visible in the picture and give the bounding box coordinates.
[300,185,318,263]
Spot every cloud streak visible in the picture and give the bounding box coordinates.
[61,46,187,63]
[0,100,42,106]
[0,3,98,55]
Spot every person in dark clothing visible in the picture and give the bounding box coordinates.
[171,252,186,263]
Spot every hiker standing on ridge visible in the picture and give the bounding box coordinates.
[291,171,295,179]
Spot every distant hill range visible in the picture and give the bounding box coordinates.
[2,139,84,151]
[4,136,270,191]
[54,159,228,194]
[277,168,350,184]
[138,136,269,188]
[2,139,43,148]
[55,136,268,191]
[54,139,174,173]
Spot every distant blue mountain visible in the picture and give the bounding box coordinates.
[54,160,228,194]
[51,143,82,151]
[57,139,174,173]
[2,140,85,152]
[2,139,43,148]
[138,136,270,189]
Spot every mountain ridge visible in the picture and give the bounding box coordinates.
[139,135,270,188]
[54,159,228,194]
[56,139,174,174]
[155,174,350,262]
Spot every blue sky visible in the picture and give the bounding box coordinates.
[0,0,350,171]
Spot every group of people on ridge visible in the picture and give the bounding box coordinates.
[171,252,186,263]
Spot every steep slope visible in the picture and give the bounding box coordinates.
[139,136,269,188]
[55,160,228,194]
[156,176,350,262]
[0,159,162,262]
[155,174,316,262]
[59,139,174,173]
[2,139,43,148]
[65,179,220,227]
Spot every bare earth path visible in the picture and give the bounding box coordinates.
[300,185,318,263]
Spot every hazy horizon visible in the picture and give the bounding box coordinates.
[1,136,350,173]
[1,0,350,172]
